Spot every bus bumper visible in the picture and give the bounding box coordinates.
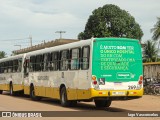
[90,88,143,100]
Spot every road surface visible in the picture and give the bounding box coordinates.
[0,92,159,120]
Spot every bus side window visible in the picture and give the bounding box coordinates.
[24,59,29,76]
[8,61,13,73]
[60,50,69,71]
[50,53,53,71]
[81,46,90,70]
[0,63,2,74]
[51,52,59,71]
[11,61,13,73]
[29,57,32,72]
[18,59,22,72]
[14,60,19,72]
[1,62,4,73]
[47,53,51,71]
[0,63,1,74]
[30,56,36,72]
[3,62,7,73]
[43,53,51,71]
[35,55,39,71]
[70,48,80,70]
[6,61,9,73]
[40,55,44,71]
[5,61,9,73]
[36,55,43,71]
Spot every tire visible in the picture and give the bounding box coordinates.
[0,90,3,94]
[9,84,15,96]
[158,87,160,94]
[60,87,71,107]
[94,100,111,108]
[30,86,41,101]
[154,86,160,95]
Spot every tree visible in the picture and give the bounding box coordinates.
[151,17,160,41]
[0,51,7,59]
[143,40,158,62]
[151,17,160,61]
[78,4,143,40]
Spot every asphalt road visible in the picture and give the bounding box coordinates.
[0,92,160,120]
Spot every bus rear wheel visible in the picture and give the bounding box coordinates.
[60,87,71,107]
[94,100,112,108]
[30,86,41,101]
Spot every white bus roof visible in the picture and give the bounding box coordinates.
[0,54,24,62]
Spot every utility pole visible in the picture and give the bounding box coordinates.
[29,35,32,47]
[55,31,66,39]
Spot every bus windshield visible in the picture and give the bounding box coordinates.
[92,38,143,83]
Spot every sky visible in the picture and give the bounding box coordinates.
[0,0,159,55]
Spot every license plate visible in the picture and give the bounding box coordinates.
[112,91,125,96]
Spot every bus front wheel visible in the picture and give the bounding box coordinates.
[94,100,112,108]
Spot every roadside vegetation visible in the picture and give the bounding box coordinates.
[0,51,7,59]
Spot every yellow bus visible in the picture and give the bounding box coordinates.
[0,38,143,108]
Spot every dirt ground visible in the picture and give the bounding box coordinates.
[0,93,159,120]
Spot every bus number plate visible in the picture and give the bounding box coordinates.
[128,85,137,90]
[112,91,125,96]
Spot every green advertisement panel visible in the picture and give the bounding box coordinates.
[92,38,143,82]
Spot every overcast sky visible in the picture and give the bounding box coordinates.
[0,0,159,55]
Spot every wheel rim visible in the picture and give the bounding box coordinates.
[154,87,157,94]
[32,89,35,98]
[157,88,159,94]
[10,85,13,95]
[61,90,65,104]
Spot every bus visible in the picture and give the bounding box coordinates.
[0,37,143,108]
[0,54,24,95]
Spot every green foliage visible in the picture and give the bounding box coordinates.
[78,4,143,40]
[143,40,158,62]
[0,51,7,59]
[151,17,160,61]
[157,58,160,62]
[151,17,160,41]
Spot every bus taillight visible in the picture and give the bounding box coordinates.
[138,75,143,85]
[92,75,98,86]
[93,80,97,85]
